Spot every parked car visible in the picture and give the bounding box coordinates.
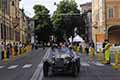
[43,47,80,77]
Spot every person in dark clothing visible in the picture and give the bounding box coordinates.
[90,41,95,48]
[18,42,22,54]
[14,43,18,56]
[1,42,5,60]
[85,44,89,55]
[103,40,108,48]
[6,44,10,58]
[9,43,12,56]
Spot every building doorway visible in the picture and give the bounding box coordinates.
[108,25,120,45]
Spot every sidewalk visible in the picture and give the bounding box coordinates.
[79,52,115,65]
[0,48,36,65]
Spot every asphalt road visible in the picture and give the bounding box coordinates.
[0,48,120,80]
[0,48,48,80]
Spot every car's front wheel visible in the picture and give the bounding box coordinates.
[43,62,49,77]
[76,59,80,73]
[71,63,78,77]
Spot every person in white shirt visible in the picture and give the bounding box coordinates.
[18,42,22,54]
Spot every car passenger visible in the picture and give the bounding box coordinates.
[58,42,75,57]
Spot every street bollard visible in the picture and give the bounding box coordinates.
[11,47,15,63]
[30,45,32,51]
[114,49,119,65]
[29,45,31,52]
[25,46,27,53]
[17,48,20,56]
[21,47,24,54]
[28,45,30,52]
[82,47,86,55]
[26,45,29,53]
[3,50,8,62]
[76,46,80,54]
[23,47,26,54]
[98,48,103,63]
[89,47,94,62]
[112,49,120,69]
[12,47,15,57]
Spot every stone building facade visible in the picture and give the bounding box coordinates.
[80,2,92,44]
[92,0,120,47]
[0,0,28,44]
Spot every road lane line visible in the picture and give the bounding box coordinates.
[94,62,105,66]
[30,48,51,80]
[81,62,90,67]
[22,64,32,68]
[0,66,5,69]
[38,50,51,80]
[8,65,18,69]
[38,70,43,80]
[111,63,115,65]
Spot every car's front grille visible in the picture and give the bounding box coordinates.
[54,58,64,67]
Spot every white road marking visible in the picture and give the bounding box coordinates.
[0,66,5,69]
[111,63,115,65]
[38,63,43,68]
[8,65,18,69]
[31,48,51,80]
[94,62,105,66]
[81,62,90,66]
[23,64,32,68]
[38,70,43,80]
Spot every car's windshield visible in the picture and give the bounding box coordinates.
[58,47,70,54]
[50,47,74,58]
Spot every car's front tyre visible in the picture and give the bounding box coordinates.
[71,63,78,77]
[43,62,49,77]
[76,59,80,73]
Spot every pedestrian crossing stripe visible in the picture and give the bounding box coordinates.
[8,65,18,69]
[0,62,114,69]
[0,66,5,69]
[80,62,90,66]
[80,62,106,67]
[22,64,32,68]
[110,63,115,65]
[93,62,105,66]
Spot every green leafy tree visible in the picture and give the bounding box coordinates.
[52,0,82,42]
[33,5,53,42]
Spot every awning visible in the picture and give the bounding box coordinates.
[73,35,84,42]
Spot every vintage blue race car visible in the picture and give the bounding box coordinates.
[43,47,80,77]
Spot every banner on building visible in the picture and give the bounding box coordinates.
[96,34,105,52]
[96,34,105,42]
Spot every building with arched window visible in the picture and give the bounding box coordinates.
[0,0,29,44]
[92,0,120,48]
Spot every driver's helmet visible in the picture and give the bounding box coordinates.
[59,42,65,48]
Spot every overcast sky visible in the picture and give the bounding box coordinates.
[20,0,91,17]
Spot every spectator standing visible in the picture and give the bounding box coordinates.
[0,42,5,60]
[6,44,10,58]
[15,43,18,56]
[103,40,108,49]
[85,43,89,55]
[9,43,12,56]
[0,42,3,60]
[103,40,111,64]
[18,42,22,54]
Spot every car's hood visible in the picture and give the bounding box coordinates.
[54,53,71,59]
